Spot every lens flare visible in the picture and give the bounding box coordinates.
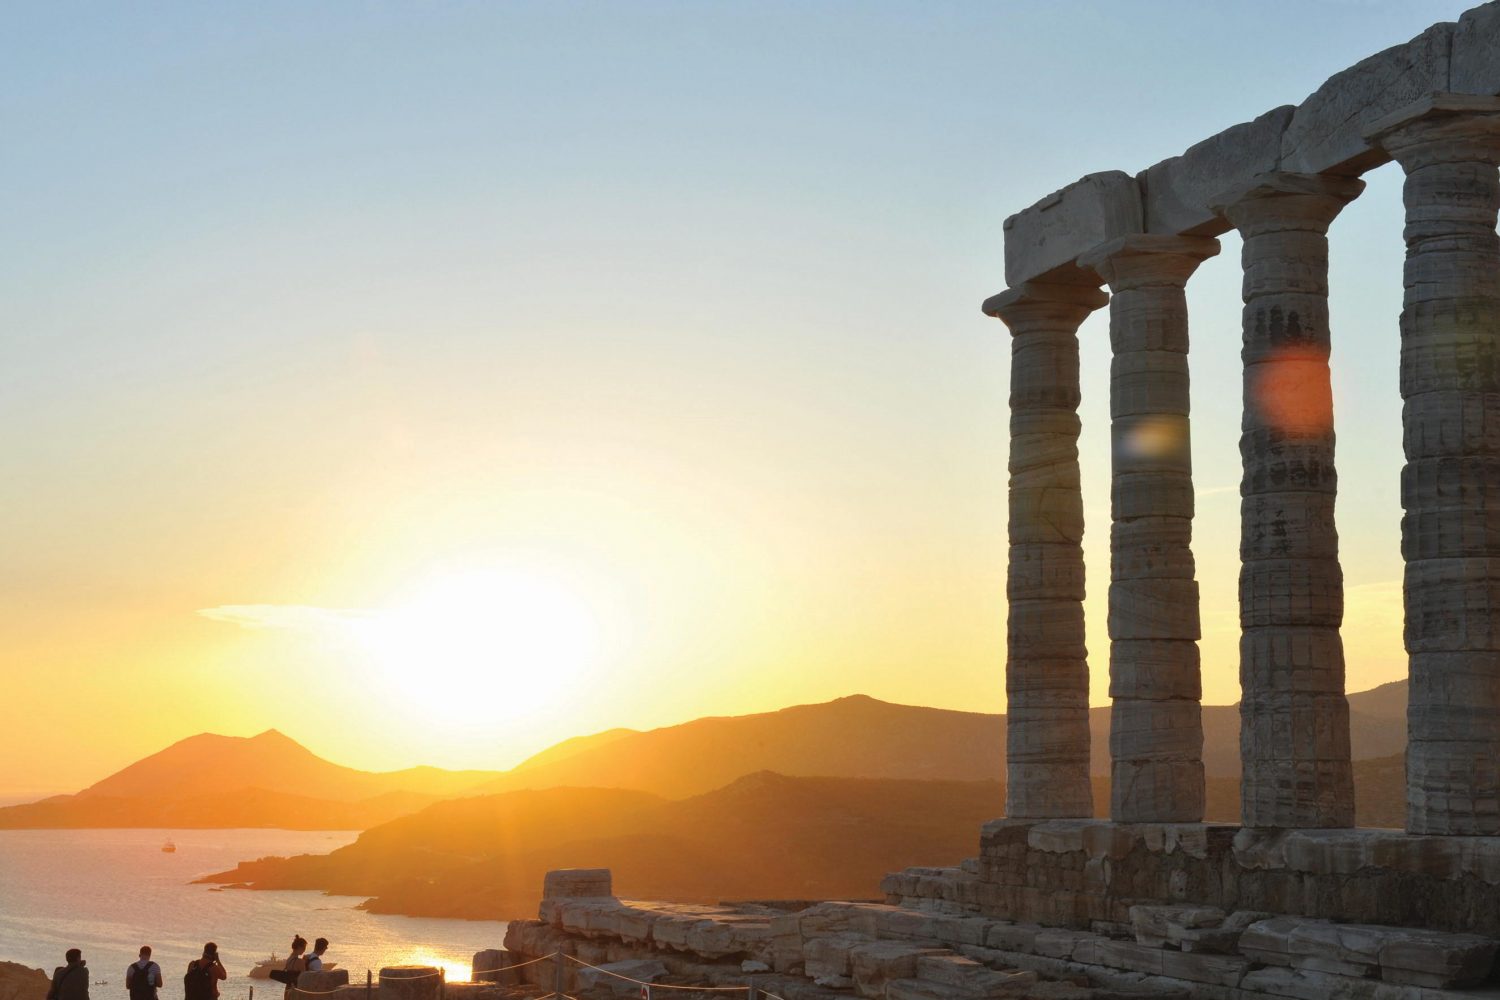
[1249,352,1334,435]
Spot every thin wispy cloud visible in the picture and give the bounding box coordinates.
[197,604,372,632]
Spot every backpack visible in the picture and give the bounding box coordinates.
[183,962,215,1000]
[268,957,304,987]
[128,963,158,1000]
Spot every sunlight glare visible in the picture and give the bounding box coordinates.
[354,570,600,722]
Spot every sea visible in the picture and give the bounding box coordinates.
[0,829,508,999]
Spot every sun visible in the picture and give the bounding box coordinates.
[352,569,600,721]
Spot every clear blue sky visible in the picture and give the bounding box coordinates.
[0,0,1467,792]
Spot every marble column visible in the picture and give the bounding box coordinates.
[1078,235,1217,823]
[1211,173,1363,829]
[1369,96,1500,835]
[985,281,1108,819]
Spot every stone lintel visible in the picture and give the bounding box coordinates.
[1280,21,1453,176]
[1140,106,1293,237]
[982,281,1108,326]
[1077,234,1220,290]
[1453,2,1500,96]
[1002,171,1142,287]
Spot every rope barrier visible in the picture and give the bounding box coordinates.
[563,955,750,992]
[473,953,555,975]
[377,972,447,980]
[273,950,768,997]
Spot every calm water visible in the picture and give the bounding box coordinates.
[0,830,508,997]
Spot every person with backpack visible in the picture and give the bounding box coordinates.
[183,944,225,1000]
[303,940,329,973]
[46,949,89,1000]
[268,937,306,995]
[125,947,161,1000]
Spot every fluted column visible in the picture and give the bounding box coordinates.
[1211,173,1363,829]
[1368,97,1500,835]
[985,281,1108,819]
[1078,236,1218,823]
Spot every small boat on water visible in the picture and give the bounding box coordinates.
[249,957,280,980]
[249,957,337,980]
[161,840,176,853]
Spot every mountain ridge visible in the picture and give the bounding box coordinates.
[0,680,1412,829]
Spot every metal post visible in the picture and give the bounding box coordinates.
[439,969,446,1000]
[747,986,759,1000]
[553,952,564,998]
[365,971,371,1000]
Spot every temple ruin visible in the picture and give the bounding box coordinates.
[495,6,1500,997]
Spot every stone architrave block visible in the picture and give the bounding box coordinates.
[1003,172,1142,287]
[1281,22,1453,174]
[1453,2,1500,96]
[1141,107,1292,236]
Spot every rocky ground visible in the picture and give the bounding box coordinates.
[0,962,48,1000]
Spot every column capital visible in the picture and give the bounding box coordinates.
[982,281,1108,332]
[1365,94,1500,169]
[1209,172,1365,236]
[1078,234,1219,292]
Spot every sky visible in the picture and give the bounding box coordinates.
[0,0,1468,796]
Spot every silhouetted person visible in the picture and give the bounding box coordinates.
[271,936,307,995]
[304,940,329,973]
[183,944,225,1000]
[47,949,89,1000]
[126,947,161,1000]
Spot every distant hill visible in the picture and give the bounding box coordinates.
[474,695,1005,800]
[476,681,1411,800]
[196,758,1412,921]
[0,680,1412,829]
[79,729,499,801]
[509,728,639,773]
[0,730,500,830]
[197,773,1005,918]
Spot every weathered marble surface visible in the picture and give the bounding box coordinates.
[1077,235,1217,824]
[988,283,1108,820]
[1210,172,1363,830]
[1002,174,1142,287]
[1368,96,1500,835]
[513,868,1500,1000]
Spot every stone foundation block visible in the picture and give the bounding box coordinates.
[1127,904,1225,948]
[803,933,868,980]
[912,954,1037,997]
[848,943,947,1000]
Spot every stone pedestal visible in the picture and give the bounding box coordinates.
[1211,173,1363,830]
[378,967,442,1000]
[1079,235,1218,824]
[1369,95,1500,835]
[296,971,350,994]
[985,281,1109,820]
